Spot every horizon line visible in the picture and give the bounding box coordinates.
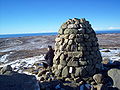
[0,29,120,35]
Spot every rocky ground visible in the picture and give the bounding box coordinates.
[0,33,120,63]
[0,33,120,90]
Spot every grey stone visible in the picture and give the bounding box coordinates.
[60,54,65,60]
[1,65,12,74]
[59,45,64,51]
[58,28,64,34]
[67,60,79,67]
[59,38,64,45]
[67,19,75,24]
[58,65,64,70]
[66,45,71,51]
[55,37,61,42]
[61,23,68,29]
[2,71,16,75]
[78,28,85,34]
[79,61,88,66]
[62,66,69,77]
[73,18,80,24]
[64,39,69,44]
[94,84,108,90]
[54,54,60,60]
[108,69,120,89]
[55,69,61,76]
[93,74,103,84]
[64,34,69,39]
[60,59,67,66]
[75,67,81,77]
[0,73,40,90]
[64,29,78,34]
[68,52,83,58]
[68,40,73,45]
[69,34,76,39]
[80,18,86,23]
[67,24,80,29]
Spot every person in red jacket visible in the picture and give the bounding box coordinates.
[44,45,54,67]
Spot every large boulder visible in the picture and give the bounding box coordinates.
[0,73,40,90]
[108,68,120,89]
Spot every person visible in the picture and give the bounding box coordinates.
[44,45,54,68]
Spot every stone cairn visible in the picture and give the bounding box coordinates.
[52,18,102,80]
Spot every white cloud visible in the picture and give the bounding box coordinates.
[93,27,120,30]
[107,27,120,30]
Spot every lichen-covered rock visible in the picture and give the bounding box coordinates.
[108,69,120,89]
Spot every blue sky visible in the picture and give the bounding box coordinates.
[0,0,120,34]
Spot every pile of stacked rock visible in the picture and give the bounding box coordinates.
[52,18,102,80]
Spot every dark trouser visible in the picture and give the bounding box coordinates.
[47,60,53,67]
[43,62,48,68]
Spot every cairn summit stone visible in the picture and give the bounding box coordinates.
[53,18,102,79]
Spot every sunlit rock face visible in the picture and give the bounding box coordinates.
[52,18,102,79]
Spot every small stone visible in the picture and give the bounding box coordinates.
[65,78,71,81]
[62,66,69,77]
[60,54,65,60]
[58,65,63,70]
[67,24,80,29]
[59,45,64,51]
[93,74,103,84]
[64,39,69,43]
[66,45,71,51]
[55,37,61,42]
[75,67,81,77]
[69,34,76,39]
[58,28,64,34]
[67,60,79,67]
[60,59,67,66]
[80,18,86,23]
[64,29,78,34]
[79,81,84,85]
[61,23,68,29]
[64,34,69,39]
[68,40,73,45]
[55,69,61,76]
[1,65,12,74]
[94,84,107,90]
[79,61,88,66]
